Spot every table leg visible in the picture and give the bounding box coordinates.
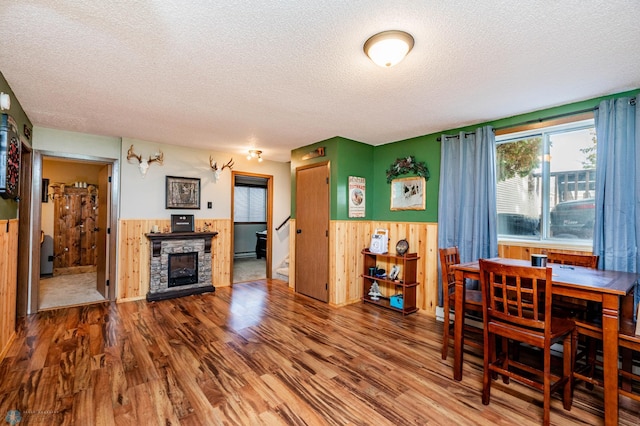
[601,294,619,426]
[453,269,466,381]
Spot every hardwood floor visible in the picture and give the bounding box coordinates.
[1,279,638,425]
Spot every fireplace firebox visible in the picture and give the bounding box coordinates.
[168,252,198,287]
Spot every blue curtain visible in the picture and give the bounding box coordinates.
[437,126,498,305]
[593,95,640,317]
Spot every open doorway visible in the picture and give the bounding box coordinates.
[231,172,273,283]
[37,156,113,310]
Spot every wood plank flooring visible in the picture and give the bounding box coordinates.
[1,279,638,425]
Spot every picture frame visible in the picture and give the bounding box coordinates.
[390,176,426,211]
[166,176,201,209]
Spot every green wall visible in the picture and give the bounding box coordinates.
[0,72,33,219]
[292,88,640,223]
[291,137,374,220]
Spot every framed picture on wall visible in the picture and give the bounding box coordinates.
[390,176,426,211]
[166,176,201,209]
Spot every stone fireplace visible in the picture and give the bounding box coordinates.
[146,231,218,301]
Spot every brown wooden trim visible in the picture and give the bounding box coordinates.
[495,111,594,136]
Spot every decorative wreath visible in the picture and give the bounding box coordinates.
[386,156,430,183]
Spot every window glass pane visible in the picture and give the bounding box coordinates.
[548,127,596,240]
[496,136,542,238]
[248,187,266,222]
[234,186,266,223]
[234,187,249,222]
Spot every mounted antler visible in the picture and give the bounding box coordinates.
[127,144,163,176]
[210,157,234,180]
[221,158,234,171]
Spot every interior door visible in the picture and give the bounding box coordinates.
[96,164,110,298]
[295,163,329,302]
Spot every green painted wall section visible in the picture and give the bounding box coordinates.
[291,137,374,220]
[292,88,640,222]
[0,72,33,220]
[335,139,374,220]
[372,134,440,222]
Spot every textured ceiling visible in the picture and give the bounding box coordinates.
[1,1,639,162]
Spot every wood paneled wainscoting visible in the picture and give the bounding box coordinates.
[117,219,232,301]
[498,241,594,260]
[0,219,18,360]
[289,219,439,316]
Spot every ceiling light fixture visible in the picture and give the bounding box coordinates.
[364,30,414,67]
[0,92,11,110]
[247,149,263,162]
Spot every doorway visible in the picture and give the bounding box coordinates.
[34,155,116,310]
[231,172,273,283]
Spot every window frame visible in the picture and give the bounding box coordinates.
[495,116,596,246]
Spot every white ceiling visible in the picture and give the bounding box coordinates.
[1,1,639,162]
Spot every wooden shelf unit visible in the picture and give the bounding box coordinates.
[361,249,419,315]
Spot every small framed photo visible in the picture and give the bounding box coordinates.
[166,176,201,209]
[390,177,426,211]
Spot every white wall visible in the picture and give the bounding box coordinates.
[119,138,291,270]
[32,127,121,159]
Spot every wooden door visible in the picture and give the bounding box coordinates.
[96,165,110,298]
[295,163,329,302]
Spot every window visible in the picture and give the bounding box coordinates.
[496,118,596,243]
[234,185,266,222]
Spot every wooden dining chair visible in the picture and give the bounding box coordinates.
[439,247,483,360]
[546,252,599,269]
[545,252,602,389]
[479,259,576,426]
[617,296,640,402]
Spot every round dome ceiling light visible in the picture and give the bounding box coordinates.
[363,30,414,67]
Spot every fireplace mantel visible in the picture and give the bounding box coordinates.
[146,231,218,257]
[145,231,219,302]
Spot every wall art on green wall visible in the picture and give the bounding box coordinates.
[348,176,365,218]
[390,177,425,211]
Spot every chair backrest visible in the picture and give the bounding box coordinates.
[479,259,553,332]
[546,252,598,269]
[439,247,460,292]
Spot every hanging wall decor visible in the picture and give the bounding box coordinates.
[385,155,429,183]
[0,114,21,199]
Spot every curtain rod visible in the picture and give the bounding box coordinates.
[492,107,597,131]
[436,97,637,142]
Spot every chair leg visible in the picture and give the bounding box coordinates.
[585,337,597,391]
[562,333,573,410]
[500,337,509,384]
[482,329,493,405]
[442,296,450,360]
[621,347,633,393]
[543,345,551,426]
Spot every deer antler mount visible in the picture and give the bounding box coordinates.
[210,157,234,180]
[127,145,164,176]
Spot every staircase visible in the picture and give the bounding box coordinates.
[275,256,289,282]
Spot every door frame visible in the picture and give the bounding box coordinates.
[16,140,33,317]
[230,171,273,283]
[27,151,119,313]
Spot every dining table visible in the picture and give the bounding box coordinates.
[450,257,638,426]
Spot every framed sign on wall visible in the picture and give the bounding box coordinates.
[0,114,21,200]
